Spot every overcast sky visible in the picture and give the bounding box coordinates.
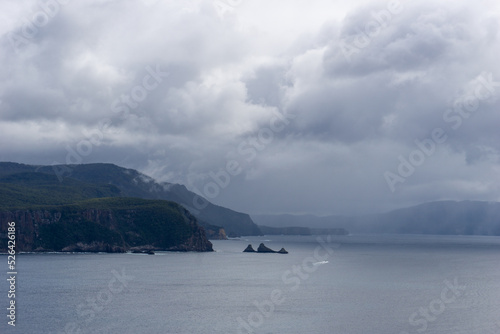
[1,0,500,216]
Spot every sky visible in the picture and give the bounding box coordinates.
[1,0,500,216]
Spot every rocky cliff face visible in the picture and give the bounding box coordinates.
[0,205,213,253]
[203,226,228,240]
[0,210,49,252]
[0,208,125,252]
[164,212,214,252]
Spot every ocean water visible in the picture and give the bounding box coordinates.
[2,234,500,334]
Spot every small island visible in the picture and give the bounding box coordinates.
[243,243,288,254]
[243,244,256,252]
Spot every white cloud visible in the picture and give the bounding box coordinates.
[1,0,500,215]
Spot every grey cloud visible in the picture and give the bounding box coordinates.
[244,64,288,107]
[1,0,500,216]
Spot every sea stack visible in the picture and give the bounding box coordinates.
[257,243,276,253]
[243,244,256,252]
[243,243,288,254]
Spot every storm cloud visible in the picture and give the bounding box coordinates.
[1,0,499,215]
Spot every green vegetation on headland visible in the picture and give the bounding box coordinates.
[0,162,261,237]
[0,171,121,209]
[0,164,217,252]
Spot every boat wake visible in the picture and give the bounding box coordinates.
[313,261,329,266]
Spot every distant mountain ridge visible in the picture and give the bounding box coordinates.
[253,200,500,236]
[252,213,351,229]
[258,225,348,236]
[371,200,500,235]
[0,162,262,237]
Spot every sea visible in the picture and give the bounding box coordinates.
[1,234,500,334]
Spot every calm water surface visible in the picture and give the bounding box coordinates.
[1,234,500,334]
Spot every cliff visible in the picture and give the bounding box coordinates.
[0,198,213,253]
[203,225,228,240]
